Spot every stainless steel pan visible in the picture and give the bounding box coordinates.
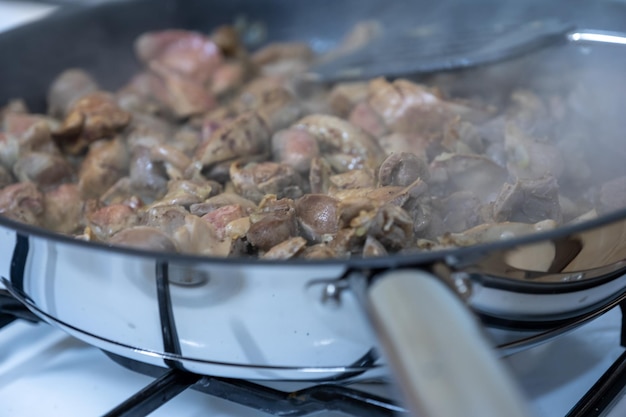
[2,1,626,416]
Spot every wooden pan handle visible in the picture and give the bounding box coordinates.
[367,270,534,417]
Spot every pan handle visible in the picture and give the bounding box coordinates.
[366,270,534,417]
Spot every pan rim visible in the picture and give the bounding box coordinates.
[2,205,625,271]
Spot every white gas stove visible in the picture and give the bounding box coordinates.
[2,2,626,416]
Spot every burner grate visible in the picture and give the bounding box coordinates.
[104,351,404,417]
[0,288,39,328]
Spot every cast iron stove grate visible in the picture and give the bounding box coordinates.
[2,287,626,417]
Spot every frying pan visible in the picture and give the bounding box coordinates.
[2,0,626,416]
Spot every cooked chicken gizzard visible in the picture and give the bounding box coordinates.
[0,25,624,259]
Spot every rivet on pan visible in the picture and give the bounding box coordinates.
[168,266,210,287]
[321,281,349,306]
[451,273,473,298]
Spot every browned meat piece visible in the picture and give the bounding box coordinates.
[199,106,236,140]
[230,161,304,203]
[442,118,485,154]
[153,142,191,171]
[79,138,129,200]
[504,123,564,180]
[493,176,562,224]
[54,92,131,154]
[377,132,428,158]
[329,169,375,191]
[309,156,332,194]
[350,203,414,251]
[173,214,238,256]
[136,30,223,84]
[109,226,178,252]
[211,62,248,96]
[25,124,61,155]
[330,183,410,208]
[195,111,271,169]
[0,133,19,171]
[117,71,171,115]
[367,78,451,137]
[13,151,73,190]
[348,101,389,138]
[378,152,429,187]
[293,114,385,171]
[0,182,44,225]
[331,178,431,237]
[363,235,388,257]
[0,117,61,172]
[43,184,83,234]
[262,236,307,260]
[87,203,139,240]
[142,204,188,235]
[221,215,249,240]
[439,191,483,234]
[210,25,245,58]
[3,112,51,138]
[172,128,201,156]
[329,227,364,256]
[155,67,216,118]
[100,177,136,206]
[129,145,168,201]
[596,176,626,215]
[189,192,256,217]
[256,88,303,132]
[429,153,507,202]
[120,68,215,119]
[151,180,218,208]
[329,82,369,117]
[235,81,303,132]
[0,165,13,188]
[47,69,99,118]
[301,244,338,259]
[237,77,283,108]
[201,204,246,239]
[394,179,433,235]
[295,194,341,242]
[126,111,176,143]
[247,206,298,251]
[271,128,319,174]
